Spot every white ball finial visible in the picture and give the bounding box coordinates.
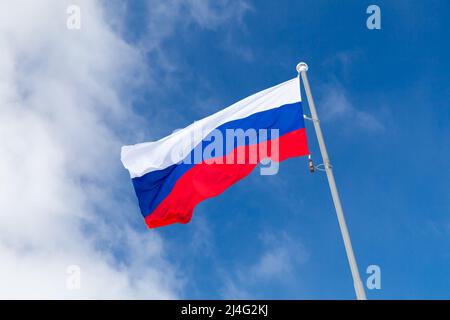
[296,62,308,73]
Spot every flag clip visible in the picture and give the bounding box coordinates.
[308,155,315,173]
[314,163,332,172]
[303,115,319,123]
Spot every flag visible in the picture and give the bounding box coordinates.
[121,77,310,228]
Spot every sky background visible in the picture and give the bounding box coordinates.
[0,0,449,299]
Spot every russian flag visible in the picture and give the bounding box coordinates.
[121,77,310,228]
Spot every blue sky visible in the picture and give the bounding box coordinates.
[1,0,448,299]
[114,0,450,299]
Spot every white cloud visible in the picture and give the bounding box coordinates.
[184,0,250,30]
[249,232,309,279]
[140,0,251,72]
[145,0,249,38]
[0,0,180,299]
[318,82,385,133]
[0,0,254,299]
[220,232,309,298]
[323,49,363,79]
[319,50,385,133]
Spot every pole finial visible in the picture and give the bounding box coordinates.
[296,62,308,73]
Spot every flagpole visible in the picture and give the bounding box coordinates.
[296,62,367,300]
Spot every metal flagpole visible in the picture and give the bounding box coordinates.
[296,62,367,300]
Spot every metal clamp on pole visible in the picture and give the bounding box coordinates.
[297,62,367,300]
[308,154,315,173]
[314,163,332,172]
[303,115,319,123]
